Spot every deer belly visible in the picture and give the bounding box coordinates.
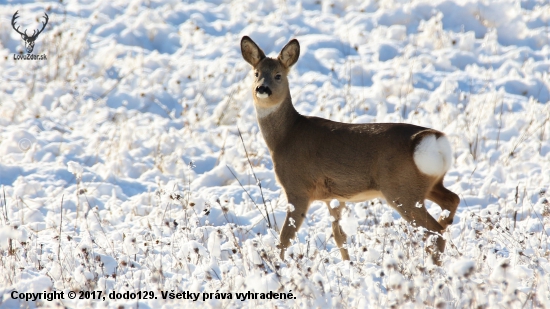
[342,190,383,202]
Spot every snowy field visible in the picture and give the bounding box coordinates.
[1,0,550,308]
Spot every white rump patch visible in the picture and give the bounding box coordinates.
[413,134,452,176]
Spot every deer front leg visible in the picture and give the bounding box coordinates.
[327,201,350,260]
[278,195,310,259]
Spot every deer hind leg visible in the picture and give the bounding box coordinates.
[278,195,310,259]
[427,180,460,229]
[384,190,445,265]
[326,201,350,260]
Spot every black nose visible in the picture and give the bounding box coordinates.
[256,85,272,96]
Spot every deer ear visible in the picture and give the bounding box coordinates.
[241,36,266,67]
[278,39,300,68]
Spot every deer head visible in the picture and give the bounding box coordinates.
[11,11,49,54]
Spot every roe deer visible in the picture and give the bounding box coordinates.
[240,36,459,264]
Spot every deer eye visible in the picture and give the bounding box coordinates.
[254,72,259,77]
[275,74,281,80]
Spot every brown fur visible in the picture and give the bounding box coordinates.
[241,36,459,264]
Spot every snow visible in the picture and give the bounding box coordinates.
[67,161,84,178]
[451,258,476,278]
[339,209,358,237]
[1,0,550,308]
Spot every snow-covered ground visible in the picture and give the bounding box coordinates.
[1,0,549,308]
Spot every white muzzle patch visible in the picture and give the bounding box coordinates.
[256,93,269,99]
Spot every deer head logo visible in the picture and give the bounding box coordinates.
[11,10,49,54]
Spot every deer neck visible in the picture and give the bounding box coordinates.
[255,93,300,151]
